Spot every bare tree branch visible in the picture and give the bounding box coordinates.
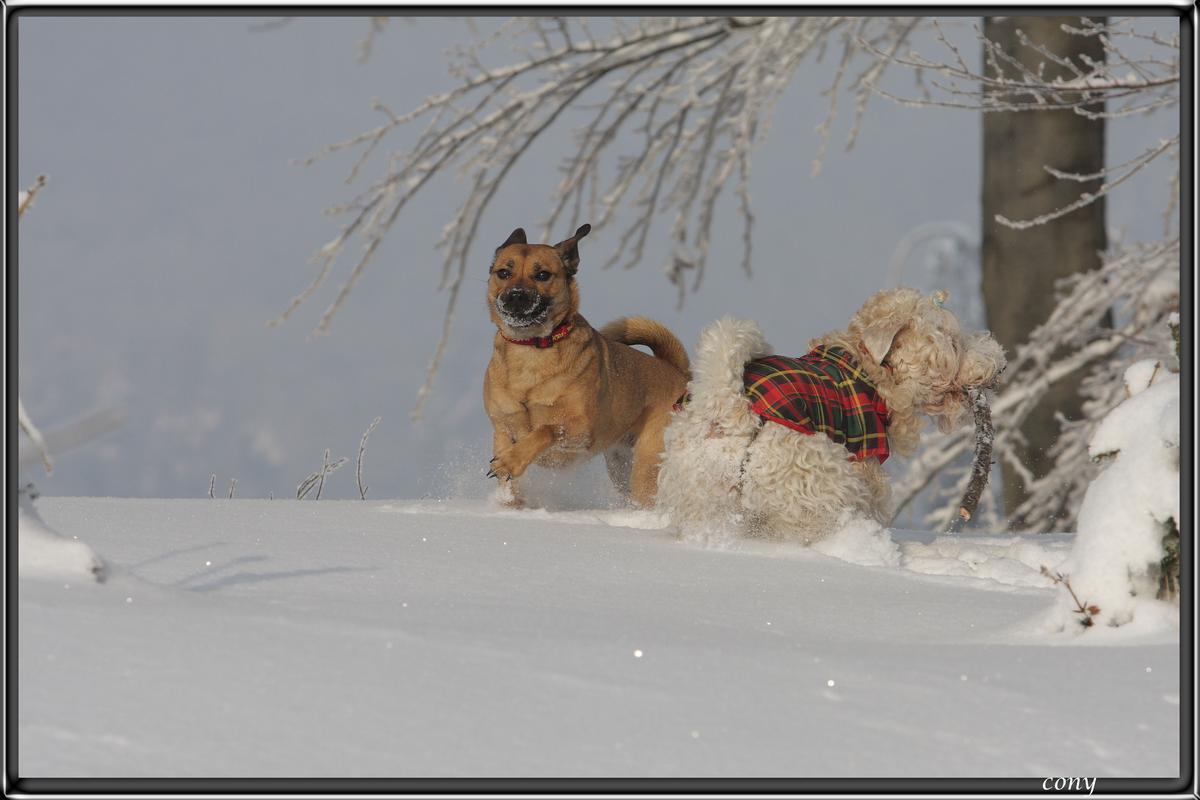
[18,176,53,475]
[18,398,53,476]
[18,174,47,216]
[283,17,929,415]
[860,17,1179,229]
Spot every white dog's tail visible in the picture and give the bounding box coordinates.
[656,318,772,539]
[689,317,772,412]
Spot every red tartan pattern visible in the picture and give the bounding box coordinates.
[743,346,890,463]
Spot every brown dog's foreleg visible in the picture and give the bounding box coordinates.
[490,425,557,482]
[628,408,672,508]
[489,427,526,507]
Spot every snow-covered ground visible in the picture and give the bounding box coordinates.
[18,496,1179,778]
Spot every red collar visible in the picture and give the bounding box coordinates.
[501,320,573,348]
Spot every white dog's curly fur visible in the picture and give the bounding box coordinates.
[657,288,1006,545]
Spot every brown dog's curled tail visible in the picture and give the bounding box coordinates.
[600,317,690,377]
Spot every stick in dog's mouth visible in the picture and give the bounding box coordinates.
[947,367,1004,534]
[495,295,553,331]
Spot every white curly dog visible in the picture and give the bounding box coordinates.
[657,288,1006,544]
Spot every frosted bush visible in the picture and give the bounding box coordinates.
[1042,358,1179,633]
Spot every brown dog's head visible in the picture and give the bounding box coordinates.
[847,287,1006,434]
[488,224,591,337]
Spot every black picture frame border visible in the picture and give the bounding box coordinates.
[5,3,1193,796]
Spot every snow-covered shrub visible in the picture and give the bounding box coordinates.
[1043,350,1179,632]
[18,488,106,582]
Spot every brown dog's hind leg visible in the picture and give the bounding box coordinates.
[628,408,672,507]
[604,444,634,499]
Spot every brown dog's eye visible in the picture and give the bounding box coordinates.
[495,268,512,280]
[534,270,552,282]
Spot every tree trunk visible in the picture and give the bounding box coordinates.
[980,16,1107,528]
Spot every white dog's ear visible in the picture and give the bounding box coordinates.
[861,318,906,365]
[853,287,920,365]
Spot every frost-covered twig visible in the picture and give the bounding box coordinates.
[18,398,54,476]
[227,478,238,499]
[995,135,1178,230]
[358,17,389,62]
[296,470,319,499]
[356,416,382,500]
[209,474,216,499]
[17,407,125,473]
[1040,566,1100,627]
[297,448,348,500]
[247,18,293,33]
[18,174,47,216]
[862,18,1178,115]
[317,449,343,500]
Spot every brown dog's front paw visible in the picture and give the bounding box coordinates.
[493,480,525,508]
[488,448,527,481]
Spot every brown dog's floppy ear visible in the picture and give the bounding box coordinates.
[496,228,527,255]
[553,223,591,276]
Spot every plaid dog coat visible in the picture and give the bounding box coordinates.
[743,345,890,463]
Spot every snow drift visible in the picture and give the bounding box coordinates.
[16,496,1178,779]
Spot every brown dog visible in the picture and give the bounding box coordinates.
[483,224,690,507]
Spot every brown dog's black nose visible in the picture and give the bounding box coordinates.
[502,287,536,311]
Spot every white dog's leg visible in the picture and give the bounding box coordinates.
[739,425,880,545]
[659,420,754,545]
[854,458,893,524]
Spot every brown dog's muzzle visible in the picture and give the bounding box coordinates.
[500,287,539,313]
[497,287,552,325]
